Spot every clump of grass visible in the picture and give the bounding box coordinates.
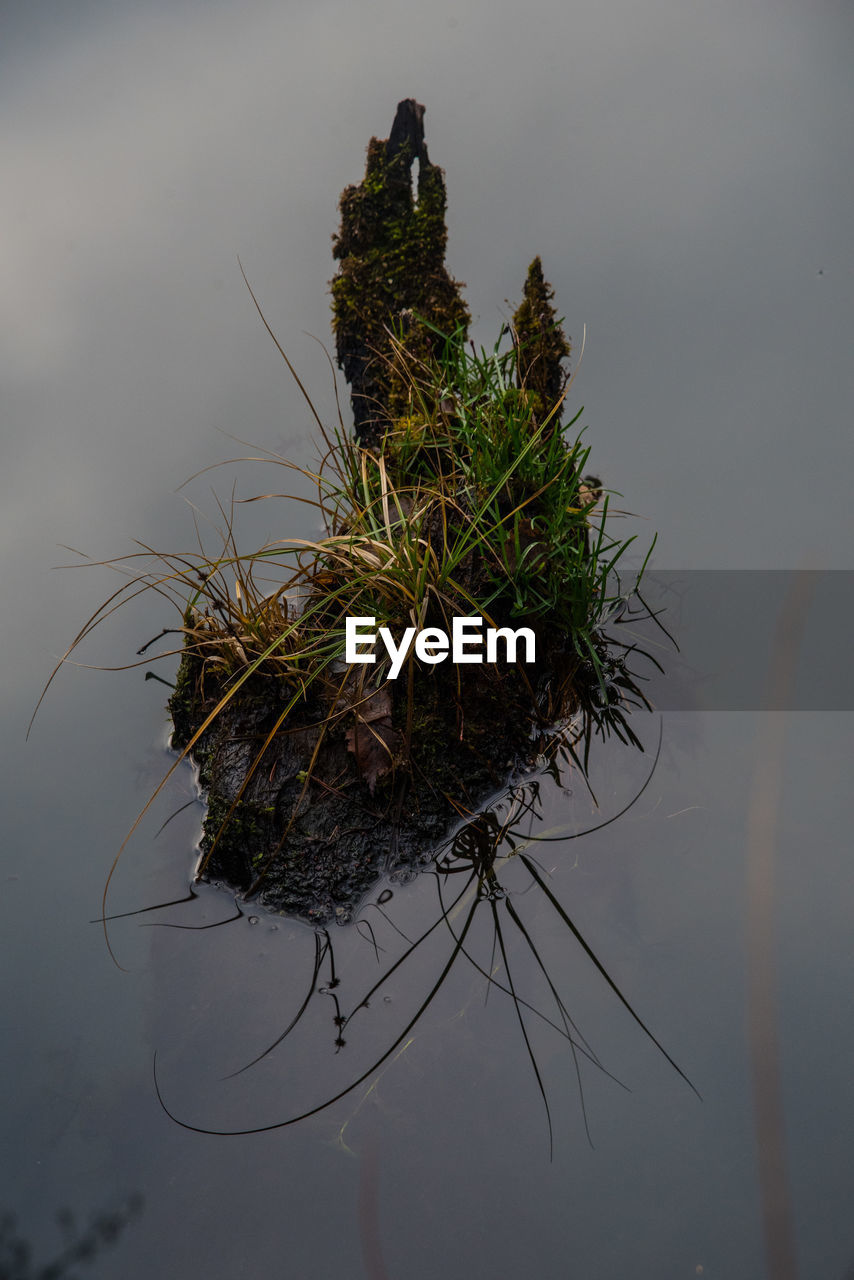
[32,292,649,934]
[36,313,642,741]
[167,315,636,712]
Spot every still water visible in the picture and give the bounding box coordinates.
[3,1,853,1276]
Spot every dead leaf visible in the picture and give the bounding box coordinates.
[345,685,401,794]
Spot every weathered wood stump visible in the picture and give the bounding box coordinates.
[168,101,606,924]
[331,99,471,448]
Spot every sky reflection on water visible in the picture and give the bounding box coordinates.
[2,1,853,1276]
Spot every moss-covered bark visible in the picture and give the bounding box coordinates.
[166,99,611,923]
[332,100,470,446]
[512,255,571,429]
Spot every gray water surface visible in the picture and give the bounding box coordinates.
[3,3,853,1277]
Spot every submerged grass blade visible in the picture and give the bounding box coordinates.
[519,853,700,1099]
[153,883,483,1136]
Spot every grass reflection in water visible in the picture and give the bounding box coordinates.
[148,698,699,1154]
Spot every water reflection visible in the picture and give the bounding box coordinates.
[143,645,699,1153]
[0,1196,142,1280]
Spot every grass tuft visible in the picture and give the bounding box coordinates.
[35,306,652,933]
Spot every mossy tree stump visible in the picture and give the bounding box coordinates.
[166,101,623,925]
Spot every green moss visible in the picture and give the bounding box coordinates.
[512,256,571,428]
[167,646,204,751]
[202,793,276,883]
[332,133,470,443]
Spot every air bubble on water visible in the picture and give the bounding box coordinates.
[248,916,259,925]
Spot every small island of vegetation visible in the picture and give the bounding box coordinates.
[40,100,654,924]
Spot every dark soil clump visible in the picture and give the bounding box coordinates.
[170,643,577,924]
